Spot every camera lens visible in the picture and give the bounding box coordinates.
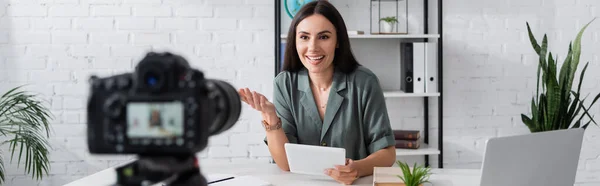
[146,73,159,86]
[206,79,241,136]
[142,67,165,91]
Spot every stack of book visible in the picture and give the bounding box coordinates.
[393,130,420,149]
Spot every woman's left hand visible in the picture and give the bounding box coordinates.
[324,158,359,185]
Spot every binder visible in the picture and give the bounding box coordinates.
[425,42,438,93]
[400,43,413,93]
[412,42,425,93]
[280,42,286,71]
[400,42,425,93]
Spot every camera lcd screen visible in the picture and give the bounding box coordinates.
[126,101,184,138]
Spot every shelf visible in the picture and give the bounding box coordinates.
[383,91,440,98]
[395,144,440,156]
[280,34,440,40]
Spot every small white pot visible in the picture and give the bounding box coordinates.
[381,21,394,33]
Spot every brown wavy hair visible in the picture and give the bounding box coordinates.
[282,0,360,74]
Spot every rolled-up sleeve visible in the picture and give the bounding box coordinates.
[361,75,396,154]
[264,74,298,145]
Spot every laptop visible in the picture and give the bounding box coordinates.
[479,128,585,186]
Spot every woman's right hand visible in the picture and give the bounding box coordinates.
[238,88,276,116]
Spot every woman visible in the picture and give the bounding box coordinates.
[238,1,396,184]
[149,109,163,128]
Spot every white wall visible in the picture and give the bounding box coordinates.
[0,0,598,185]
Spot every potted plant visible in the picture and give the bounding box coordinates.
[521,18,600,133]
[395,160,431,186]
[380,16,398,33]
[0,86,53,184]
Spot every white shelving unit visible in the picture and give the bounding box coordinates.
[395,144,440,156]
[384,91,440,98]
[280,34,440,40]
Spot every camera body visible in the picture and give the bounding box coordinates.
[87,52,240,156]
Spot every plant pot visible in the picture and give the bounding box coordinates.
[380,21,394,33]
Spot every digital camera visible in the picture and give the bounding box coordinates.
[86,52,241,156]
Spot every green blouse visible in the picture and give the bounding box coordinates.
[265,66,396,161]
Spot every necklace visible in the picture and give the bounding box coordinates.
[318,86,330,109]
[311,82,331,109]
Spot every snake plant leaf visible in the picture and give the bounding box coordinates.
[591,92,600,111]
[571,92,588,125]
[540,94,549,131]
[547,52,557,83]
[583,120,592,129]
[575,62,600,127]
[527,22,544,103]
[578,103,597,127]
[535,57,542,101]
[576,62,589,98]
[559,65,572,129]
[573,120,581,128]
[526,22,541,55]
[559,51,574,129]
[522,113,535,133]
[568,94,581,126]
[583,92,600,127]
[530,98,539,132]
[571,92,598,128]
[539,34,549,91]
[565,62,589,128]
[559,44,573,88]
[569,18,595,93]
[545,52,561,128]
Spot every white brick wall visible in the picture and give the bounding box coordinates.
[0,0,598,185]
[0,0,272,185]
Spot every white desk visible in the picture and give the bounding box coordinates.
[65,162,482,186]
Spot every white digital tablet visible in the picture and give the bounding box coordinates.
[284,143,346,177]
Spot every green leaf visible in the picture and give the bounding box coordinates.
[583,120,592,129]
[548,52,557,82]
[539,34,549,91]
[579,104,597,127]
[567,62,589,128]
[522,114,535,132]
[545,52,561,129]
[571,92,598,129]
[582,92,600,127]
[540,94,548,131]
[395,161,431,186]
[0,86,53,184]
[530,98,539,132]
[569,92,583,125]
[572,120,581,128]
[559,53,574,129]
[569,18,595,93]
[526,22,542,55]
[559,44,573,89]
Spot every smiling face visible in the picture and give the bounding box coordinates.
[295,14,337,74]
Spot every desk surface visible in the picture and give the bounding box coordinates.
[65,162,482,186]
